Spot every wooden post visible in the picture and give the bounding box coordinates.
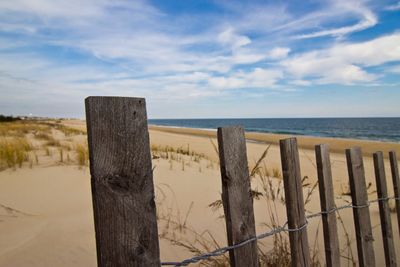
[280,138,310,267]
[217,126,259,267]
[389,151,400,238]
[315,144,340,267]
[85,96,160,267]
[345,147,375,267]
[373,152,397,267]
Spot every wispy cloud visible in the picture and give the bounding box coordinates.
[295,0,377,39]
[384,1,400,11]
[0,0,399,117]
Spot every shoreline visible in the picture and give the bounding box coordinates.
[149,124,400,158]
[148,123,400,143]
[59,119,400,158]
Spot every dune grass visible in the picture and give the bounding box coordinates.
[0,120,92,170]
[151,144,215,173]
[0,137,32,169]
[158,146,359,266]
[0,121,50,137]
[75,143,89,167]
[44,138,61,147]
[41,121,86,136]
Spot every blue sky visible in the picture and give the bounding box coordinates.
[0,0,399,118]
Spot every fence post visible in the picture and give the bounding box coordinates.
[373,152,397,267]
[85,96,160,267]
[389,151,400,238]
[280,138,310,267]
[345,147,375,267]
[315,144,340,267]
[217,126,259,267]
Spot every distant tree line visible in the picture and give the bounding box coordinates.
[0,115,21,122]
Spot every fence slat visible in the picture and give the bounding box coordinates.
[345,147,375,267]
[217,126,259,267]
[373,152,397,267]
[280,138,310,267]
[85,96,160,267]
[389,151,400,238]
[315,144,340,267]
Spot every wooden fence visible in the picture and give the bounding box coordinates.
[85,96,400,267]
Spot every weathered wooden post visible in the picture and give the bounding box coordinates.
[373,152,397,267]
[217,126,259,267]
[389,151,400,238]
[280,138,310,267]
[315,144,340,267]
[346,147,375,267]
[85,96,160,266]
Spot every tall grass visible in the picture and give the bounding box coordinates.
[41,122,86,136]
[75,143,89,167]
[0,121,50,137]
[0,120,84,139]
[151,144,208,161]
[34,132,53,140]
[0,137,32,169]
[0,120,91,170]
[205,147,326,266]
[151,144,213,172]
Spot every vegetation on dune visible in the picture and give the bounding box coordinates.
[45,122,86,136]
[0,137,32,170]
[0,120,89,170]
[44,138,62,147]
[151,144,215,172]
[75,143,89,167]
[0,121,50,137]
[157,146,360,266]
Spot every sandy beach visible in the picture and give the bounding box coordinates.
[3,1,400,266]
[0,120,399,266]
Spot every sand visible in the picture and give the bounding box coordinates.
[0,120,399,266]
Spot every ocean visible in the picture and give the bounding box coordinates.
[148,118,400,143]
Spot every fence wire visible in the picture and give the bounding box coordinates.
[161,196,400,266]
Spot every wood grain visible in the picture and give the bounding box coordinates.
[373,152,397,267]
[315,144,340,267]
[280,138,310,267]
[217,126,259,267]
[389,151,400,239]
[85,96,160,267]
[346,147,375,267]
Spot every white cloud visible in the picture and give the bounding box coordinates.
[387,64,400,74]
[329,33,400,66]
[290,80,311,86]
[0,0,159,20]
[281,33,400,84]
[295,0,377,39]
[268,47,290,59]
[208,68,283,89]
[217,27,251,49]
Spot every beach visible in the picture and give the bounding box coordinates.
[0,120,399,266]
[3,0,400,265]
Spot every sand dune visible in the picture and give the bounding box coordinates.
[0,120,399,266]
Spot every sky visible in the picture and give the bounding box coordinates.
[0,0,399,119]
